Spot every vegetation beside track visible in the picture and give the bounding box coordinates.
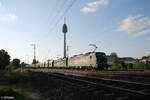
[31,68,150,76]
[0,68,39,100]
[1,68,117,100]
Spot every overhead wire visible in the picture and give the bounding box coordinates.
[47,0,70,29]
[48,0,77,33]
[47,0,61,21]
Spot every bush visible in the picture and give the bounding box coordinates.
[134,62,145,70]
[5,71,29,85]
[0,49,10,69]
[8,73,20,84]
[111,64,122,70]
[0,87,25,100]
[11,58,20,67]
[127,63,133,69]
[145,60,150,69]
[0,87,14,96]
[120,61,127,70]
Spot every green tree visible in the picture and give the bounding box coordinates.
[120,60,127,70]
[110,52,118,57]
[0,49,10,69]
[110,52,119,66]
[142,56,147,59]
[110,52,120,70]
[145,59,150,69]
[149,61,150,69]
[128,63,133,69]
[134,62,145,70]
[12,58,20,67]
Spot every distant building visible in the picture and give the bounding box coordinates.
[107,56,136,66]
[119,57,136,64]
[140,59,147,63]
[107,56,114,65]
[140,57,150,63]
[148,57,150,61]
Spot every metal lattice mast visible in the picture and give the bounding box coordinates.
[31,44,36,65]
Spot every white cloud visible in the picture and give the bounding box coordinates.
[133,29,150,37]
[8,14,18,22]
[0,1,18,23]
[81,0,109,13]
[118,15,150,37]
[88,0,108,7]
[0,2,2,7]
[80,7,97,13]
[0,14,18,23]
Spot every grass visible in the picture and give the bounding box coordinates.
[0,86,25,100]
[0,68,36,100]
[3,67,148,100]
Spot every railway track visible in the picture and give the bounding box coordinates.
[92,74,150,84]
[48,72,150,100]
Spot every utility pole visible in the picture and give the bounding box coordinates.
[31,44,36,67]
[62,17,68,58]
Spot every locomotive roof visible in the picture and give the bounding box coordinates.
[56,52,106,60]
[70,52,105,59]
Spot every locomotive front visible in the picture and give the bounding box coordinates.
[96,52,107,69]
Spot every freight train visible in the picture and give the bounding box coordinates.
[40,52,107,70]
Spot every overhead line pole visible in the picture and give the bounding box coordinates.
[31,44,36,67]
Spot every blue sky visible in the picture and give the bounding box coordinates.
[0,0,150,63]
